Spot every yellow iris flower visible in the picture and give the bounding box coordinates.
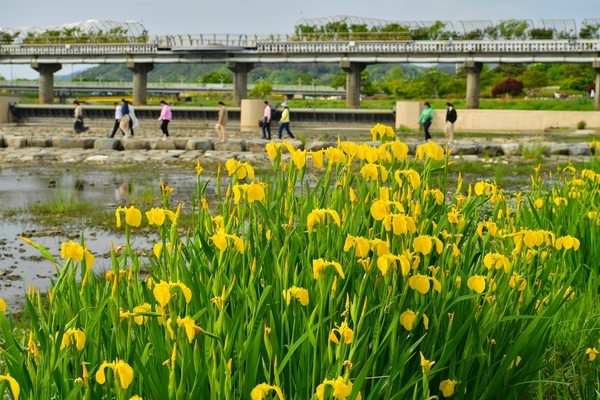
[282,286,309,306]
[146,207,166,226]
[95,358,134,389]
[0,374,19,400]
[439,379,458,397]
[153,280,192,307]
[210,229,245,253]
[467,275,486,293]
[420,351,435,372]
[60,328,86,350]
[115,205,142,228]
[251,383,284,400]
[316,376,360,400]
[412,235,443,255]
[313,258,345,279]
[225,159,255,179]
[586,347,598,361]
[555,235,580,250]
[328,321,354,344]
[307,208,341,231]
[61,240,84,262]
[177,316,204,343]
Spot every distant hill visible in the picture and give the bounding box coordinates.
[71,63,443,85]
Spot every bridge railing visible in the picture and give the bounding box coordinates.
[257,39,600,53]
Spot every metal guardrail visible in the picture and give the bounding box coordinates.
[0,81,345,95]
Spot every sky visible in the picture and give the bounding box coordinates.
[1,0,598,79]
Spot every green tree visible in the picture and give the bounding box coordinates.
[493,63,527,78]
[201,70,232,84]
[519,69,549,95]
[249,81,273,98]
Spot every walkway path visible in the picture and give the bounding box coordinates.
[0,123,597,168]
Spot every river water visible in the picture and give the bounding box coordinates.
[0,165,202,310]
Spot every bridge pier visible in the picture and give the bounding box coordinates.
[31,62,62,104]
[465,59,483,109]
[227,62,254,106]
[594,60,600,111]
[126,61,154,105]
[341,59,366,108]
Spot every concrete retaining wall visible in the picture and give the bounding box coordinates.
[395,101,600,131]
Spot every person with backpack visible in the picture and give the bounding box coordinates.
[445,102,457,143]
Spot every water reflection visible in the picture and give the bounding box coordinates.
[115,180,132,204]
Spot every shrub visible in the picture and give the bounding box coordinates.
[577,120,587,129]
[491,78,524,97]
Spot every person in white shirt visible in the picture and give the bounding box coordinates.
[110,102,123,138]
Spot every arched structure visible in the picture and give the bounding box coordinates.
[537,19,577,39]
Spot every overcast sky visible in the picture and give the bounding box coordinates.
[1,0,598,79]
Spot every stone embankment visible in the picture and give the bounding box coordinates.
[0,124,596,167]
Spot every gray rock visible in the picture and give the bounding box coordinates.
[476,143,503,156]
[85,155,110,162]
[94,138,124,150]
[245,140,270,153]
[568,143,591,156]
[305,141,337,151]
[173,139,189,150]
[500,143,521,156]
[154,140,177,150]
[26,137,53,148]
[52,137,93,149]
[214,140,245,152]
[449,142,478,155]
[546,143,570,155]
[5,136,27,148]
[184,139,214,151]
[122,139,151,151]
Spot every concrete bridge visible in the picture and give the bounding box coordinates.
[2,35,600,109]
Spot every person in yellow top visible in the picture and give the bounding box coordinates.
[277,102,295,140]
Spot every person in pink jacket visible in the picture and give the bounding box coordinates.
[157,100,172,139]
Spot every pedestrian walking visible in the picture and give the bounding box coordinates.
[119,98,132,137]
[158,100,172,139]
[110,102,123,138]
[73,100,88,134]
[128,101,139,136]
[262,100,271,140]
[444,102,457,142]
[215,101,228,142]
[277,102,295,140]
[418,101,434,142]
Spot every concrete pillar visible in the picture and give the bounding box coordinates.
[31,62,61,104]
[465,59,483,109]
[594,60,600,111]
[227,62,254,106]
[341,59,366,108]
[126,61,153,105]
[240,99,265,131]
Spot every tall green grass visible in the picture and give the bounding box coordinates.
[1,134,599,399]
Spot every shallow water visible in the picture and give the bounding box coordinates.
[0,165,203,310]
